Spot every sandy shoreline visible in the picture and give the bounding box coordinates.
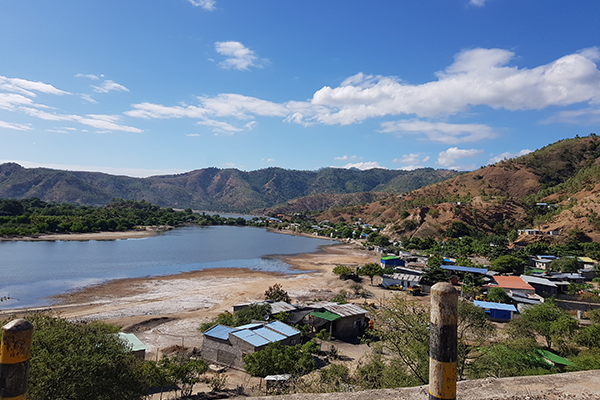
[0,232,382,358]
[0,228,163,242]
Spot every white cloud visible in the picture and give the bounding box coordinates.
[0,75,69,97]
[80,94,97,103]
[334,155,358,161]
[422,156,430,162]
[0,120,32,131]
[189,0,216,11]
[470,0,487,6]
[437,147,484,170]
[222,162,244,169]
[0,160,185,178]
[196,118,243,134]
[215,41,260,71]
[75,73,100,80]
[92,80,129,93]
[187,133,201,137]
[542,107,600,125]
[20,107,142,133]
[45,129,70,134]
[380,119,496,144]
[393,153,420,164]
[340,161,384,170]
[299,47,600,125]
[399,165,423,171]
[487,149,532,164]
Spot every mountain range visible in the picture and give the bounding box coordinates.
[0,163,457,213]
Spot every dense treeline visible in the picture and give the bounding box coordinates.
[0,198,247,236]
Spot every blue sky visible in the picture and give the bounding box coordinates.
[1,1,600,177]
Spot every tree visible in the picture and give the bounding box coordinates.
[506,300,578,350]
[549,257,580,273]
[243,341,318,377]
[156,355,208,398]
[367,296,430,384]
[421,266,448,285]
[332,265,355,280]
[22,314,148,400]
[486,287,512,303]
[264,283,291,303]
[357,263,384,285]
[457,301,496,379]
[489,255,525,274]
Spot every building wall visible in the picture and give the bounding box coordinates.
[201,338,247,370]
[332,315,366,339]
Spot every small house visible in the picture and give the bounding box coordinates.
[473,300,518,322]
[382,273,422,289]
[380,256,405,268]
[485,276,535,296]
[201,320,301,370]
[306,302,368,339]
[520,275,558,297]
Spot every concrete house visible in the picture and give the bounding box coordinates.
[380,256,405,268]
[485,276,535,296]
[201,320,301,370]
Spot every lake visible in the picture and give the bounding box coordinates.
[0,225,334,309]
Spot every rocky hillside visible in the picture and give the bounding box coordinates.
[316,135,600,242]
[0,164,457,213]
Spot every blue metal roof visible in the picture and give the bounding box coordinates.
[253,327,286,342]
[231,329,271,347]
[266,320,300,338]
[204,324,236,340]
[442,265,489,274]
[474,300,517,312]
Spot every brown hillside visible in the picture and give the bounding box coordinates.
[316,135,600,242]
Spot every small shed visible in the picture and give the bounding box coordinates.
[307,302,368,339]
[117,332,147,360]
[381,256,405,268]
[473,300,518,322]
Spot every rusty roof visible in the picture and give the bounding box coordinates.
[488,276,534,291]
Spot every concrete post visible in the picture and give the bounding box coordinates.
[0,319,33,400]
[429,282,458,400]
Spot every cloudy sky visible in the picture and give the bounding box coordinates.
[1,1,600,177]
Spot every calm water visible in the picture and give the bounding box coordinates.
[0,225,334,309]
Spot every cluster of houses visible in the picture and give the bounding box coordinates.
[201,300,369,370]
[378,253,599,323]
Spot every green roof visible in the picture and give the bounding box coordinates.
[536,349,573,366]
[381,256,400,260]
[309,311,341,321]
[118,332,147,352]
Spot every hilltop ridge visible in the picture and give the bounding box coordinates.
[0,164,457,213]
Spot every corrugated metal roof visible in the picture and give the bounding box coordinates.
[381,256,400,260]
[117,332,147,352]
[323,303,368,317]
[236,323,263,330]
[253,327,286,342]
[520,275,557,287]
[578,257,596,263]
[231,329,271,347]
[474,300,517,312]
[310,311,341,321]
[442,265,489,274]
[537,349,573,366]
[266,320,300,337]
[384,273,421,282]
[270,302,297,314]
[204,324,237,340]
